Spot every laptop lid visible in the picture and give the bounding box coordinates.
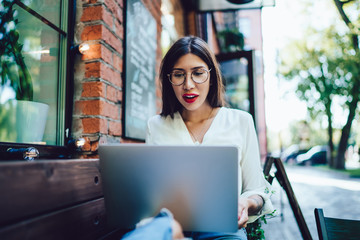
[99,144,238,233]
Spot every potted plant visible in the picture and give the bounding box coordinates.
[0,0,48,143]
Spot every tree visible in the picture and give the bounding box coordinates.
[332,0,360,169]
[279,24,359,169]
[279,27,343,167]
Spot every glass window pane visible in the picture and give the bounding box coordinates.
[220,58,250,112]
[0,3,60,145]
[21,0,61,27]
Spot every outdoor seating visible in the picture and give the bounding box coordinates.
[264,156,313,240]
[314,208,360,240]
[0,159,126,239]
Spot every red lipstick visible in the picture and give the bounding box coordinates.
[183,93,199,103]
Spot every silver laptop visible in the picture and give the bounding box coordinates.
[99,144,238,233]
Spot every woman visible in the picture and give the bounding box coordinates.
[146,36,274,239]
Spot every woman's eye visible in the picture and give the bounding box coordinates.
[173,73,184,78]
[193,70,205,76]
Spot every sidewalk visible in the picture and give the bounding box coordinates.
[261,165,360,240]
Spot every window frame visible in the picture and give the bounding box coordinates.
[216,50,256,123]
[0,0,76,160]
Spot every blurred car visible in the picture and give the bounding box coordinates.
[280,144,308,164]
[296,145,329,166]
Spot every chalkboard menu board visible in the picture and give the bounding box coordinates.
[123,0,157,140]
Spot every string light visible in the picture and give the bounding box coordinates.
[78,43,90,54]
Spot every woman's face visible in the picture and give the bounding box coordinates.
[170,53,211,112]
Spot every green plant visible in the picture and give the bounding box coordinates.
[246,208,277,239]
[0,0,33,101]
[217,28,245,53]
[246,218,265,240]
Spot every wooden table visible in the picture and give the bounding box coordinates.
[0,159,123,239]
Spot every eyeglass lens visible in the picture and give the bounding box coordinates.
[169,69,210,85]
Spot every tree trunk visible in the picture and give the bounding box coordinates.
[335,90,359,169]
[333,0,359,169]
[325,101,334,167]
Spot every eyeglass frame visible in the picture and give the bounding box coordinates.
[167,68,212,86]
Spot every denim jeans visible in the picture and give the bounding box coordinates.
[184,228,248,240]
[121,209,173,240]
[121,208,247,240]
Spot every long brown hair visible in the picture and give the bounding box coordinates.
[159,36,225,118]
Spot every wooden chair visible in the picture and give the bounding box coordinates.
[264,156,313,240]
[314,208,360,240]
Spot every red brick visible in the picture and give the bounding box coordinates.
[81,81,105,98]
[103,9,114,28]
[102,101,120,119]
[76,0,162,153]
[82,118,107,134]
[82,44,113,65]
[81,6,113,28]
[101,65,120,86]
[102,44,114,65]
[77,100,101,115]
[114,20,123,39]
[82,44,101,60]
[102,27,123,54]
[85,62,121,87]
[81,25,102,41]
[85,62,101,78]
[106,68,121,87]
[113,53,123,72]
[106,85,118,102]
[77,99,119,119]
[81,25,122,55]
[109,120,122,136]
[116,0,123,9]
[106,86,122,103]
[81,5,102,22]
[106,86,123,103]
[104,0,122,22]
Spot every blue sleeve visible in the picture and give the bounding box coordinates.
[121,209,173,240]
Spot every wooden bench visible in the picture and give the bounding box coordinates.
[0,159,125,240]
[0,156,314,239]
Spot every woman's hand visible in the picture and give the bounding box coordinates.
[172,219,185,239]
[238,195,264,228]
[238,198,249,228]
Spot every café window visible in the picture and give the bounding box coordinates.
[0,1,72,153]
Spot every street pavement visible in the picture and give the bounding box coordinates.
[261,164,360,240]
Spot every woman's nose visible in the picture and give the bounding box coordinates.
[183,73,194,90]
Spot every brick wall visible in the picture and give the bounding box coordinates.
[73,0,162,156]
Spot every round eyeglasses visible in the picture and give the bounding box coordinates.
[167,68,211,86]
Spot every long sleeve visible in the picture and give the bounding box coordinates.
[238,113,274,222]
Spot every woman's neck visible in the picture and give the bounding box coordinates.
[181,105,216,123]
[180,105,220,144]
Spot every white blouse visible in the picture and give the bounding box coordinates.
[146,107,274,222]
